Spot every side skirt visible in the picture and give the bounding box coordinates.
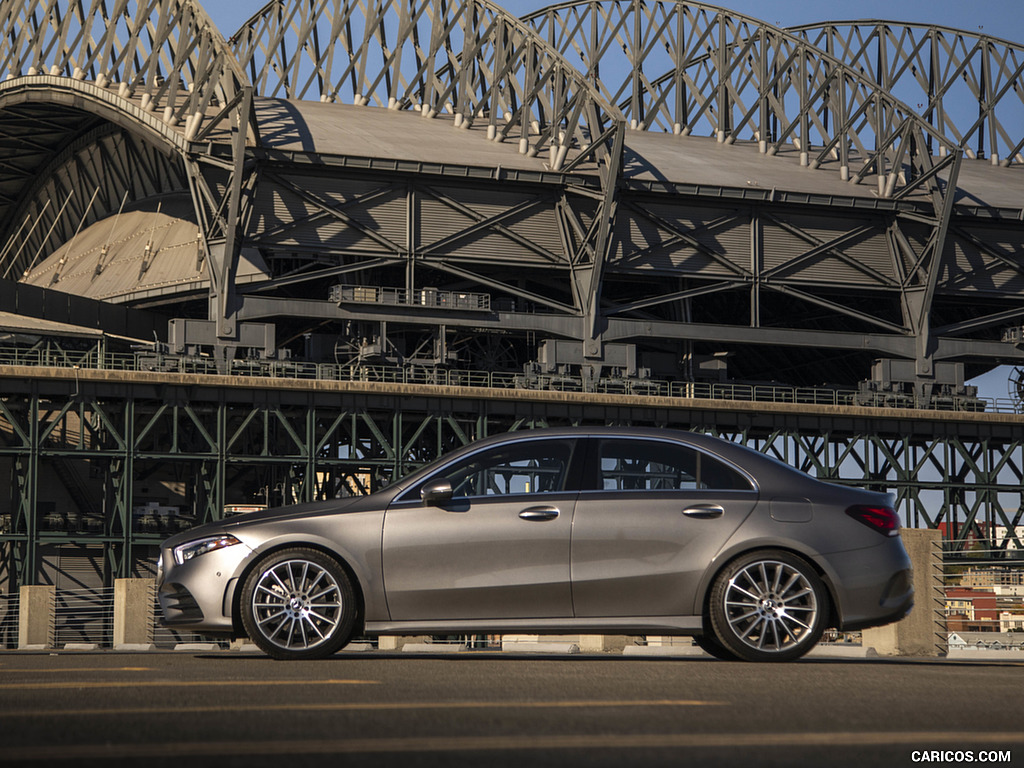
[364,616,703,636]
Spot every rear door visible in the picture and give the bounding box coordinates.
[570,436,758,618]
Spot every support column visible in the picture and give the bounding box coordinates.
[113,578,155,650]
[18,584,54,649]
[862,528,946,656]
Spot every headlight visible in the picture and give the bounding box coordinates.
[173,534,242,565]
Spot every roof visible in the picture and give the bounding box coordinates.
[256,98,1024,210]
[20,193,268,303]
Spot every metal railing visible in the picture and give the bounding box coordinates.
[330,284,491,311]
[54,588,114,648]
[0,593,19,649]
[1,343,1018,414]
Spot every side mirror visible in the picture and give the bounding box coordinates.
[421,480,454,506]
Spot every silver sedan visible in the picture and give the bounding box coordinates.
[157,427,912,662]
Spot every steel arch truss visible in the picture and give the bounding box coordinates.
[231,0,621,172]
[790,22,1024,167]
[0,0,253,143]
[524,1,961,199]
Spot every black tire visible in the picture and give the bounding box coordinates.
[241,548,357,660]
[693,633,739,660]
[708,550,829,662]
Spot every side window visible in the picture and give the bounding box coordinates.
[598,439,751,492]
[418,439,574,500]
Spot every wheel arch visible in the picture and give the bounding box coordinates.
[697,542,843,634]
[230,541,368,640]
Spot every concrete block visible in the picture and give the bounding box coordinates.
[64,643,100,651]
[113,578,155,647]
[578,635,632,653]
[377,635,430,651]
[862,528,946,657]
[18,585,55,649]
[342,641,374,652]
[114,643,156,651]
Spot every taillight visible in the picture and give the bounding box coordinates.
[845,505,900,537]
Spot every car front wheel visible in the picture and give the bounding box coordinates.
[708,550,828,662]
[241,548,357,660]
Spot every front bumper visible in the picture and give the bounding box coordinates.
[156,539,253,633]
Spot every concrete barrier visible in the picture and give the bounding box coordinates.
[18,585,55,649]
[862,528,946,657]
[113,578,155,650]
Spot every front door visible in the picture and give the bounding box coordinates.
[382,436,579,620]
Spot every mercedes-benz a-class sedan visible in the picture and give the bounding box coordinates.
[157,427,912,662]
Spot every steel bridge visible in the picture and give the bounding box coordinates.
[1,0,1024,588]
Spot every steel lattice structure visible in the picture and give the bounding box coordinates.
[1,0,1023,588]
[789,21,1024,167]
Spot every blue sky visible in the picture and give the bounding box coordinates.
[208,0,1024,45]
[204,0,1024,403]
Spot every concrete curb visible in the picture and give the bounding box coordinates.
[402,643,469,653]
[501,641,580,654]
[622,645,704,657]
[173,643,220,651]
[807,645,878,658]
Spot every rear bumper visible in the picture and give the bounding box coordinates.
[814,536,914,632]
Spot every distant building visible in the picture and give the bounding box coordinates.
[948,631,1023,651]
[960,567,1024,588]
[945,588,1000,632]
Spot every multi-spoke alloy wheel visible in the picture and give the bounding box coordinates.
[709,550,828,662]
[241,548,357,660]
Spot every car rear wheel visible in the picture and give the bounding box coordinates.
[708,550,828,662]
[241,548,357,660]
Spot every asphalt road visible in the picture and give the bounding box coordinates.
[1,650,1023,768]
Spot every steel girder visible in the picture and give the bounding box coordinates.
[789,22,1024,167]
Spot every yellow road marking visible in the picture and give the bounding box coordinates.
[3,731,1024,761]
[0,679,377,691]
[0,699,724,717]
[2,667,153,674]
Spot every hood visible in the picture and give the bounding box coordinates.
[160,495,370,549]
[222,495,368,528]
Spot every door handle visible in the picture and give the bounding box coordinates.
[682,504,724,519]
[519,506,560,521]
